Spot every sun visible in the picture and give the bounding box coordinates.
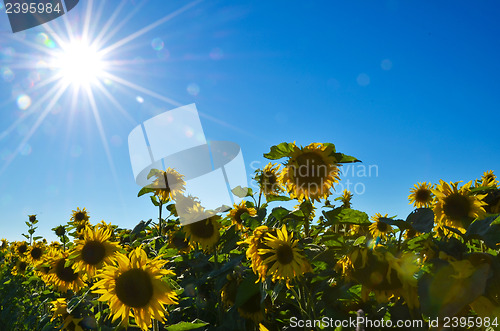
[52,39,106,87]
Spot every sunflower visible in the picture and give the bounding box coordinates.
[14,241,29,257]
[228,201,257,230]
[239,226,271,281]
[336,189,353,208]
[149,168,186,203]
[50,298,84,331]
[27,241,46,266]
[480,170,499,188]
[0,239,8,251]
[12,258,29,276]
[70,226,121,277]
[44,248,86,293]
[237,291,265,323]
[281,143,340,202]
[255,163,284,196]
[71,207,90,223]
[92,247,178,330]
[403,227,420,240]
[369,213,393,239]
[166,228,191,254]
[432,180,487,232]
[408,182,434,208]
[183,214,221,251]
[258,225,311,284]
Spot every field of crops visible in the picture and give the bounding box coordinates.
[1,142,499,330]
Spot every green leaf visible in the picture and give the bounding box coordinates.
[231,186,252,198]
[33,236,43,241]
[147,168,164,180]
[406,208,434,233]
[150,195,160,207]
[234,274,260,308]
[138,186,155,197]
[265,195,291,203]
[330,208,370,225]
[263,142,296,159]
[332,152,361,163]
[271,207,290,221]
[353,236,366,246]
[166,320,209,331]
[379,218,411,230]
[466,216,500,249]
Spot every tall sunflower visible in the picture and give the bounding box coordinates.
[149,168,186,203]
[12,258,29,276]
[183,214,221,251]
[14,241,29,257]
[480,170,499,188]
[70,226,121,277]
[408,182,434,208]
[255,163,284,196]
[92,247,178,330]
[369,213,393,239]
[44,248,86,293]
[432,180,487,232]
[281,143,340,202]
[336,189,353,208]
[258,225,311,284]
[71,207,90,223]
[228,201,257,230]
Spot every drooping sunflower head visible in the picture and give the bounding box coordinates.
[239,226,271,281]
[28,241,46,266]
[183,214,221,252]
[149,168,186,203]
[403,227,419,240]
[408,182,434,208]
[228,201,257,230]
[432,180,487,232]
[255,163,284,196]
[92,247,178,330]
[70,226,121,277]
[479,170,499,188]
[237,291,265,323]
[44,248,86,293]
[282,143,340,202]
[258,225,311,285]
[167,228,191,254]
[369,213,393,240]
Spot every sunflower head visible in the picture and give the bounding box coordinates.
[71,207,90,223]
[258,225,311,285]
[148,168,186,203]
[53,225,66,237]
[50,298,84,331]
[12,258,29,276]
[369,213,393,239]
[336,189,353,208]
[1,239,8,251]
[237,291,265,323]
[28,241,46,265]
[167,228,191,254]
[228,201,257,230]
[44,248,86,293]
[408,182,434,208]
[239,226,271,281]
[255,163,284,196]
[183,214,221,252]
[93,247,178,330]
[479,170,499,188]
[432,180,487,232]
[15,241,29,256]
[28,214,37,223]
[70,226,120,277]
[282,143,341,202]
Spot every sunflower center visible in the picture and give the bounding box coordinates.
[81,240,106,265]
[443,193,471,221]
[294,152,328,188]
[30,247,42,260]
[18,244,28,254]
[75,212,86,221]
[18,261,28,272]
[276,243,294,265]
[376,221,389,232]
[416,189,431,202]
[172,236,189,249]
[239,292,262,314]
[115,268,154,308]
[55,259,79,282]
[189,219,215,239]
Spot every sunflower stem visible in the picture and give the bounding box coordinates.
[397,230,403,252]
[158,200,163,238]
[257,190,262,210]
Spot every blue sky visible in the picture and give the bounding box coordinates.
[1,0,499,241]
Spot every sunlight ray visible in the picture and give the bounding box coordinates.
[93,80,138,126]
[0,82,70,175]
[100,0,203,56]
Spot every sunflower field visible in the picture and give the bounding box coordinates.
[1,142,500,330]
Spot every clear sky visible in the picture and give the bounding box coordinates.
[1,0,499,241]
